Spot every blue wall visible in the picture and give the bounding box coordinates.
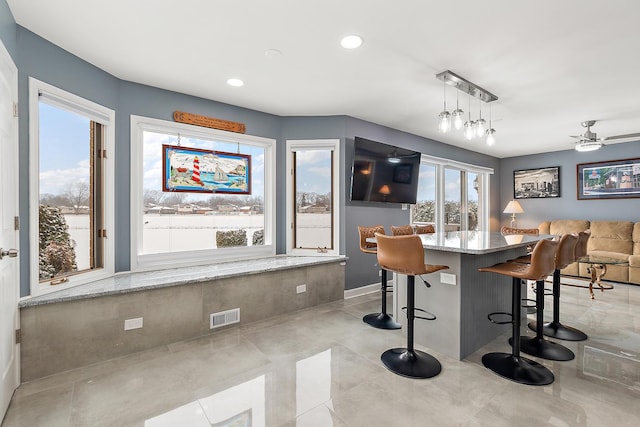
[500,140,640,229]
[3,5,505,296]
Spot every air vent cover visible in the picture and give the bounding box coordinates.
[210,308,240,329]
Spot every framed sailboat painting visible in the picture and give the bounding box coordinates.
[162,145,251,194]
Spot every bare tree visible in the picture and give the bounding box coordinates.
[64,182,90,214]
[143,189,165,205]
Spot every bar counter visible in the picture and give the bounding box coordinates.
[390,231,552,360]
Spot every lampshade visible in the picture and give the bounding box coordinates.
[503,200,524,214]
[379,185,391,195]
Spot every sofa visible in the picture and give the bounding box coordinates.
[538,220,640,285]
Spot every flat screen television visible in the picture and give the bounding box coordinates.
[350,136,421,204]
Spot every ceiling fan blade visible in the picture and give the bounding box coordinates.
[603,132,640,141]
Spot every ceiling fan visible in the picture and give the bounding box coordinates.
[570,120,640,152]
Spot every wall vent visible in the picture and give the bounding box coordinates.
[210,308,240,329]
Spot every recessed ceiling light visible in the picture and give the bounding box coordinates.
[227,78,244,87]
[340,34,363,49]
[264,49,282,57]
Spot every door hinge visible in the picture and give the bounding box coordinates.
[99,229,107,238]
[13,102,18,118]
[15,329,21,344]
[99,149,107,159]
[14,216,20,230]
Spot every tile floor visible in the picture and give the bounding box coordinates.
[2,280,639,426]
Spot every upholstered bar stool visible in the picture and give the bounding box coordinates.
[391,224,414,236]
[358,225,401,330]
[375,233,449,379]
[501,226,540,314]
[478,238,559,385]
[534,230,590,341]
[516,233,577,361]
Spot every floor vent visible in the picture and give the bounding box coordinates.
[210,308,240,329]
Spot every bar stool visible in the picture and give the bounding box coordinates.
[501,226,539,314]
[358,225,401,330]
[415,225,435,234]
[478,238,559,385]
[375,233,449,379]
[534,230,590,341]
[515,233,577,361]
[391,225,414,236]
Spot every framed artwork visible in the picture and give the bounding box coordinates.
[577,157,640,200]
[513,166,560,199]
[392,164,413,184]
[162,144,251,194]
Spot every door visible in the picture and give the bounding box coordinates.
[0,40,19,421]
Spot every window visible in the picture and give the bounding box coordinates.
[130,116,276,270]
[413,155,492,233]
[29,78,115,294]
[286,140,340,255]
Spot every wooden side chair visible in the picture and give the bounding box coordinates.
[415,224,435,234]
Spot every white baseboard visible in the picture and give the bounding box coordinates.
[344,282,381,299]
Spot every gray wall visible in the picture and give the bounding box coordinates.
[3,7,504,296]
[499,140,640,230]
[0,0,16,61]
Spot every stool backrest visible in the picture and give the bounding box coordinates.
[415,224,435,234]
[375,233,425,275]
[555,233,578,270]
[391,225,414,236]
[358,225,385,253]
[501,226,539,236]
[574,229,591,259]
[528,238,560,280]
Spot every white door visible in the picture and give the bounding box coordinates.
[0,40,19,421]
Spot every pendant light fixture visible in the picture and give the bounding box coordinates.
[485,102,496,146]
[463,93,474,141]
[435,70,499,147]
[452,87,464,130]
[475,99,486,138]
[438,79,451,133]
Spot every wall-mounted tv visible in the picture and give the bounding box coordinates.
[350,136,421,204]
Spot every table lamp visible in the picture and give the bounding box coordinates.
[503,200,524,228]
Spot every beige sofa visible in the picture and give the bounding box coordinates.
[538,220,640,285]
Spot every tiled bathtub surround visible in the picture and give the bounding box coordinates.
[4,281,640,426]
[19,256,346,381]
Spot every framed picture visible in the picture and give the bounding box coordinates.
[577,157,640,200]
[513,166,560,199]
[392,164,413,184]
[162,144,251,194]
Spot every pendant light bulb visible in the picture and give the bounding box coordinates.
[438,79,451,133]
[463,93,474,140]
[485,128,496,146]
[475,100,486,137]
[452,88,464,130]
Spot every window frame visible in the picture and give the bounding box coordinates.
[413,154,492,233]
[285,139,340,256]
[28,77,115,296]
[130,115,276,271]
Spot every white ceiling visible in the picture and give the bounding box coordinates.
[8,0,640,158]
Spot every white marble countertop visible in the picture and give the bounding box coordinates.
[368,231,552,255]
[418,231,551,254]
[20,255,347,308]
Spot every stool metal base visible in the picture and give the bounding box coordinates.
[363,312,402,330]
[381,348,441,379]
[509,336,575,361]
[482,352,554,386]
[530,321,588,341]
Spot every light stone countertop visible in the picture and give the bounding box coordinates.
[20,255,347,308]
[368,231,553,255]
